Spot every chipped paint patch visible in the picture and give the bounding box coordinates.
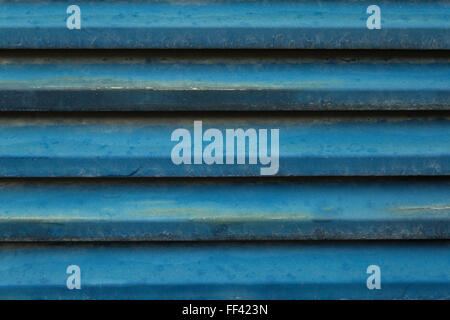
[189,213,313,225]
[391,205,450,214]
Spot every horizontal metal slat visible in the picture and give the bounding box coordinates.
[0,0,448,49]
[0,179,448,241]
[1,52,449,111]
[1,242,448,299]
[0,114,447,177]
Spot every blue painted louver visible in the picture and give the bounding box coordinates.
[0,242,448,299]
[0,115,447,177]
[0,52,449,111]
[0,0,448,49]
[0,179,448,241]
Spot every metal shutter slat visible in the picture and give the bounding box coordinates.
[1,51,448,111]
[0,179,448,241]
[0,114,447,177]
[0,0,448,49]
[0,242,449,299]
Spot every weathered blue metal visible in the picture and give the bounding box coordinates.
[1,52,449,111]
[0,179,448,240]
[0,0,448,49]
[0,242,448,299]
[0,115,447,177]
[0,0,448,302]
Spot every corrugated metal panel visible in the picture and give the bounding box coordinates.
[1,242,449,299]
[0,179,448,241]
[1,51,448,111]
[0,0,448,301]
[0,0,448,49]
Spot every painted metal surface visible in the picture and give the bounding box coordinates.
[0,0,448,301]
[0,179,448,241]
[1,52,449,111]
[0,242,448,299]
[0,0,448,49]
[0,114,447,177]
